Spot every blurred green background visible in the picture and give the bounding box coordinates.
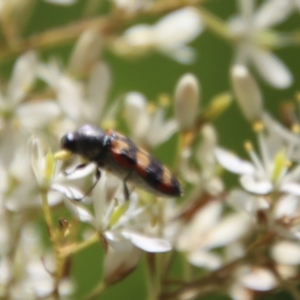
[2,0,299,299]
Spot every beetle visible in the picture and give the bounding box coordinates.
[59,124,182,200]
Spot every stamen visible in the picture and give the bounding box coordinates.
[159,93,170,107]
[147,103,156,114]
[292,123,300,134]
[252,120,264,133]
[244,140,266,176]
[257,132,271,177]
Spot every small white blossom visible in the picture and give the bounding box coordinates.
[124,92,178,148]
[64,171,172,253]
[215,129,300,195]
[177,199,251,272]
[38,58,114,131]
[114,7,203,63]
[271,240,300,265]
[180,124,224,195]
[5,224,73,299]
[228,0,293,88]
[29,136,95,204]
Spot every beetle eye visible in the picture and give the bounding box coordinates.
[61,133,76,152]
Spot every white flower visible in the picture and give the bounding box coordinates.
[38,58,114,128]
[0,51,56,120]
[180,124,224,195]
[177,200,251,271]
[0,51,60,167]
[215,129,300,195]
[29,136,95,205]
[271,240,300,265]
[114,7,203,64]
[230,266,277,300]
[64,171,172,253]
[124,92,178,149]
[9,224,74,299]
[228,0,293,88]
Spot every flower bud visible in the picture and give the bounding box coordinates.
[231,65,263,122]
[174,73,200,130]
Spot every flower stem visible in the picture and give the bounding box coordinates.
[60,233,99,258]
[198,6,233,41]
[0,0,204,63]
[41,190,56,245]
[85,281,106,300]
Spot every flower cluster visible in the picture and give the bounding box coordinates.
[0,0,299,300]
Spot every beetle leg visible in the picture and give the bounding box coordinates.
[123,181,130,201]
[123,172,132,201]
[79,168,101,200]
[63,163,88,176]
[68,167,101,201]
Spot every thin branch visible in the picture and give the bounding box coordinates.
[0,0,204,62]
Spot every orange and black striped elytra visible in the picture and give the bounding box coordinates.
[60,124,182,199]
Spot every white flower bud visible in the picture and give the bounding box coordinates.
[231,65,263,122]
[174,73,200,130]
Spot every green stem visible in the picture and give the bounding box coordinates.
[41,190,64,299]
[198,6,233,41]
[60,234,99,258]
[41,190,56,245]
[144,253,157,300]
[85,281,107,300]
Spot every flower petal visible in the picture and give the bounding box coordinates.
[274,194,299,219]
[187,251,222,270]
[240,174,273,194]
[272,241,300,265]
[228,189,270,214]
[62,198,94,223]
[86,61,111,122]
[124,92,150,139]
[280,182,300,196]
[122,230,172,252]
[239,267,277,291]
[68,29,103,75]
[17,101,60,129]
[104,246,141,285]
[200,213,251,250]
[8,51,38,104]
[215,148,255,175]
[177,201,223,251]
[104,231,133,252]
[250,47,293,89]
[253,0,293,29]
[153,7,203,49]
